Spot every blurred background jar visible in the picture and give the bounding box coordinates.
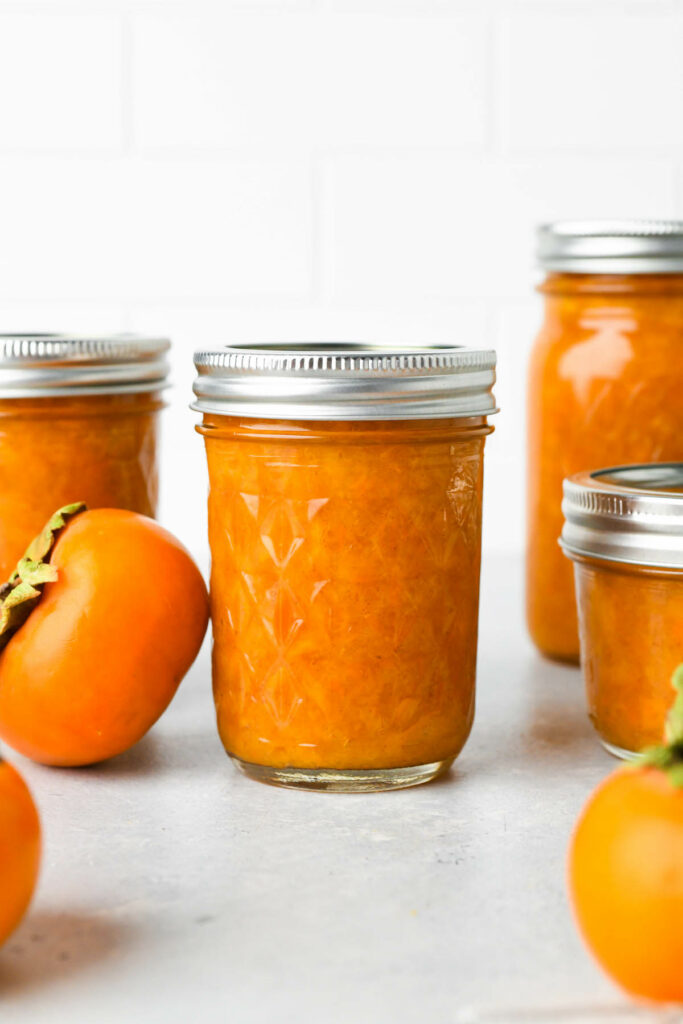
[527,221,683,664]
[194,343,497,792]
[0,334,169,578]
[561,464,683,758]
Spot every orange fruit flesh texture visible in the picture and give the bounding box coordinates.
[0,392,162,580]
[570,768,683,1003]
[0,509,209,767]
[0,761,40,946]
[202,415,491,771]
[527,274,683,663]
[574,559,683,754]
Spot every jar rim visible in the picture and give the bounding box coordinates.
[537,220,683,274]
[0,334,170,397]
[561,463,683,569]
[192,343,498,421]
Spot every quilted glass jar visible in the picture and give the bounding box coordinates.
[194,344,497,791]
[527,221,683,664]
[0,334,169,578]
[561,464,683,759]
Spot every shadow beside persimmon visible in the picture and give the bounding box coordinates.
[0,909,138,997]
[31,728,224,780]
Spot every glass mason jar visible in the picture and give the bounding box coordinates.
[561,463,683,759]
[194,343,497,792]
[527,221,683,664]
[0,334,169,579]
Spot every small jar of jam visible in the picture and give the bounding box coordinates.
[561,463,683,758]
[193,343,497,791]
[0,334,169,578]
[527,221,683,664]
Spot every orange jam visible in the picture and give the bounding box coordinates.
[528,273,683,663]
[199,414,491,784]
[0,392,162,579]
[573,558,683,755]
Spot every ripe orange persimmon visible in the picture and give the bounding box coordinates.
[0,505,209,767]
[0,757,40,946]
[569,665,683,1003]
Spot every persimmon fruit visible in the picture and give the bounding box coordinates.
[569,665,683,1003]
[0,757,40,946]
[0,504,209,767]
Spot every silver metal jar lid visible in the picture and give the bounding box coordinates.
[192,343,498,421]
[537,220,683,274]
[0,334,171,398]
[561,464,683,569]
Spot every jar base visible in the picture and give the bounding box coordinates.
[229,756,454,792]
[600,739,638,761]
[533,644,581,666]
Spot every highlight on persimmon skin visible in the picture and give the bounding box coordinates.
[0,506,209,767]
[0,757,40,946]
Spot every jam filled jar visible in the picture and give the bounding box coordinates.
[0,334,169,579]
[561,463,683,759]
[527,222,683,663]
[194,343,497,791]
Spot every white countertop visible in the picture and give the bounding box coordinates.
[0,554,675,1024]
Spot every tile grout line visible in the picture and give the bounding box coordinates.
[310,153,324,306]
[120,7,134,156]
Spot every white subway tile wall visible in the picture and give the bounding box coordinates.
[0,0,680,557]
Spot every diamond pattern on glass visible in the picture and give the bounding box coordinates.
[206,429,486,769]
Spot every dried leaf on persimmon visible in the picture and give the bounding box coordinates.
[0,502,87,652]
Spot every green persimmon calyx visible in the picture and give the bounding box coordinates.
[636,663,683,788]
[0,502,87,653]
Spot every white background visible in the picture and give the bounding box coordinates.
[1,0,682,559]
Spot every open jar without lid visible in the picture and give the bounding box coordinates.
[527,220,683,665]
[0,334,170,578]
[561,463,683,758]
[193,343,497,792]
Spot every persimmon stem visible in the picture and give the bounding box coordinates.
[637,662,683,788]
[0,502,87,653]
[665,664,683,748]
